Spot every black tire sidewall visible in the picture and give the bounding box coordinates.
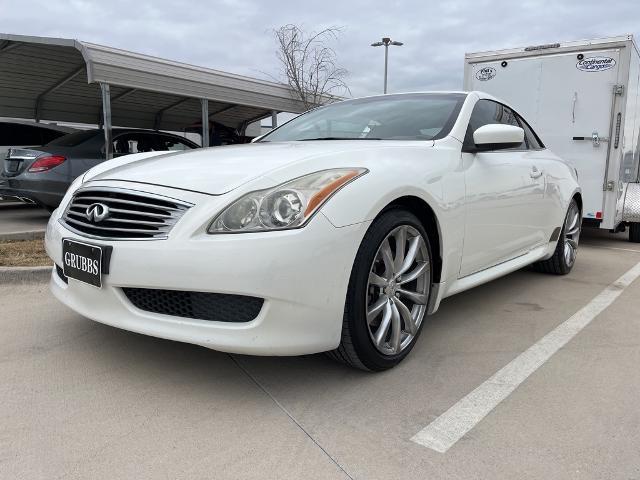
[345,209,433,371]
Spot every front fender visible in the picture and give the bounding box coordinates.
[320,148,466,287]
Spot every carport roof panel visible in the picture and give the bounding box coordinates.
[0,32,307,119]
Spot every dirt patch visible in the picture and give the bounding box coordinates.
[0,239,52,267]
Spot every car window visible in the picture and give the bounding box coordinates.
[40,128,67,144]
[113,133,136,155]
[517,115,544,149]
[47,129,99,147]
[464,99,527,150]
[261,93,467,142]
[112,132,195,155]
[155,134,195,151]
[0,123,46,146]
[112,133,156,155]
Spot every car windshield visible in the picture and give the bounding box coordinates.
[261,93,466,142]
[46,129,99,147]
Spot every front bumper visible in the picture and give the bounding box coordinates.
[45,193,369,356]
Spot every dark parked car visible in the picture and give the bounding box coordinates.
[0,128,199,210]
[0,120,77,188]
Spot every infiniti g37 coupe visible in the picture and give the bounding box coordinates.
[45,92,581,371]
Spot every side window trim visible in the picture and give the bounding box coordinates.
[464,99,536,153]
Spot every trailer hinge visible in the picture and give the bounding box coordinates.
[604,180,615,191]
[614,85,624,96]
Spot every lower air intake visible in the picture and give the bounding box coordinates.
[122,288,263,323]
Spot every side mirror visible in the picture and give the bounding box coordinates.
[471,124,524,152]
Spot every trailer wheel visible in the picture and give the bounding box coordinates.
[630,223,640,243]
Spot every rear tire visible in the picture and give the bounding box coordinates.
[533,198,581,275]
[327,209,433,371]
[630,223,640,243]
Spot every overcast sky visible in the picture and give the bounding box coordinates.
[4,0,640,99]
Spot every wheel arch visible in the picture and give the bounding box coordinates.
[572,191,583,214]
[378,195,443,283]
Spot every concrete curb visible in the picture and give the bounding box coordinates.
[0,230,46,241]
[0,266,52,284]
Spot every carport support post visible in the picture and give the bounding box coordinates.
[271,110,278,129]
[100,83,113,160]
[201,99,209,147]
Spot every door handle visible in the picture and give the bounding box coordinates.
[530,166,543,179]
[572,132,609,146]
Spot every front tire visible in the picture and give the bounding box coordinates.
[533,198,581,275]
[328,209,433,371]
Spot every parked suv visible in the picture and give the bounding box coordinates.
[0,128,199,210]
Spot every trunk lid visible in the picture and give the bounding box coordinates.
[2,148,43,177]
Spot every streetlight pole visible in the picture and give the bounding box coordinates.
[371,37,403,94]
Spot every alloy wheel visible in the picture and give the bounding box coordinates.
[365,225,430,355]
[564,201,581,267]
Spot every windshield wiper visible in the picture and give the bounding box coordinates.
[298,137,382,141]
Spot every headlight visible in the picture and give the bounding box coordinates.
[208,168,368,233]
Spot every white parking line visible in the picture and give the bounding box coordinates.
[583,244,640,254]
[411,260,640,453]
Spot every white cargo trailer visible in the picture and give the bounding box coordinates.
[464,35,640,242]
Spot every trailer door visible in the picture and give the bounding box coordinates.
[536,49,621,221]
[467,58,543,125]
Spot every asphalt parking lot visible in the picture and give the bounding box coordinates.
[0,203,49,239]
[1,228,639,480]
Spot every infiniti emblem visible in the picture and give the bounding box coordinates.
[85,203,110,223]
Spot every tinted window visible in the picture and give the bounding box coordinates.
[40,128,67,144]
[112,133,154,155]
[47,129,99,147]
[155,134,196,151]
[112,132,196,155]
[517,115,544,149]
[0,123,46,146]
[464,99,526,150]
[262,93,467,142]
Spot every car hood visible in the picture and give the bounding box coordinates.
[85,141,431,195]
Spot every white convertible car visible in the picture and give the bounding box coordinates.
[45,91,581,371]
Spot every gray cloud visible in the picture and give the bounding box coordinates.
[3,0,640,100]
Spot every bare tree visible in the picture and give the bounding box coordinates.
[273,24,349,110]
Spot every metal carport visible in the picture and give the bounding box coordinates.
[0,33,307,158]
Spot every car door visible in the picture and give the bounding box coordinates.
[460,99,547,277]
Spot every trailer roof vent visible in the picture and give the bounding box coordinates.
[524,43,561,52]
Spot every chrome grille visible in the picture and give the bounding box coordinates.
[61,188,192,240]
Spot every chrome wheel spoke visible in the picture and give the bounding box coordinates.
[398,261,429,284]
[396,236,421,277]
[389,302,402,353]
[393,226,407,273]
[374,302,392,346]
[368,272,387,287]
[397,288,427,305]
[566,224,580,236]
[380,240,395,278]
[566,210,580,235]
[367,295,388,323]
[393,296,416,335]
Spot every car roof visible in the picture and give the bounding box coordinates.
[0,118,76,133]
